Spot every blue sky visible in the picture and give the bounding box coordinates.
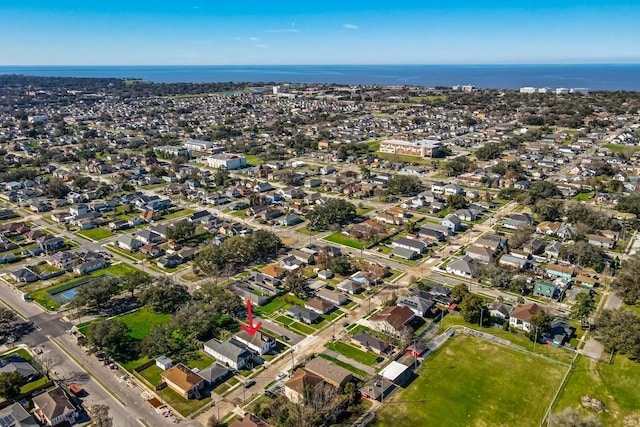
[1,1,638,65]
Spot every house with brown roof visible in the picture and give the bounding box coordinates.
[32,387,77,426]
[369,305,415,337]
[509,303,542,332]
[304,357,354,387]
[305,297,335,314]
[260,264,286,280]
[575,274,598,289]
[284,368,325,404]
[161,364,206,399]
[536,221,562,235]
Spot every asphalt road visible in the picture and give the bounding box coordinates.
[0,280,192,427]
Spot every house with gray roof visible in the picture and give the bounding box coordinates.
[287,305,321,324]
[203,338,253,370]
[499,254,531,270]
[396,294,437,317]
[391,237,427,254]
[446,256,478,278]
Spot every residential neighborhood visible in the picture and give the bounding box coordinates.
[0,75,638,427]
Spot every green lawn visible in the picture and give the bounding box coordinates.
[375,334,567,427]
[187,351,216,371]
[572,192,595,202]
[76,228,116,241]
[553,355,640,425]
[1,348,32,361]
[163,208,195,220]
[139,364,164,386]
[20,376,49,395]
[604,144,640,153]
[295,226,321,236]
[245,154,265,166]
[117,307,172,340]
[324,232,366,250]
[326,341,378,366]
[256,298,290,317]
[105,244,146,261]
[159,385,211,417]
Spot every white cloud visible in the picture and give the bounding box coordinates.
[256,44,269,49]
[342,24,359,30]
[249,37,260,42]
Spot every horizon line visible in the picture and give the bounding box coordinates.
[1,62,640,67]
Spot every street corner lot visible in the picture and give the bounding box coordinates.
[375,334,568,427]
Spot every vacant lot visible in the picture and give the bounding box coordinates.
[118,307,172,340]
[77,228,115,241]
[375,334,567,427]
[553,355,640,425]
[324,232,366,250]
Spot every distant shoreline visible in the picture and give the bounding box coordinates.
[1,64,639,91]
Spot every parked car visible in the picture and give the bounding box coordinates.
[280,335,290,341]
[244,380,256,389]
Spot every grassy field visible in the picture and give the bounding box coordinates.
[572,192,595,202]
[295,226,321,236]
[375,334,567,427]
[77,228,116,241]
[163,208,195,220]
[553,355,640,425]
[118,307,173,340]
[326,341,378,366]
[324,232,366,250]
[244,154,265,166]
[604,144,640,153]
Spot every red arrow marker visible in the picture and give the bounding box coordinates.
[241,298,262,336]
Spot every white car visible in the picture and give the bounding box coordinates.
[276,372,287,380]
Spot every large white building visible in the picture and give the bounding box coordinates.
[379,139,443,158]
[183,138,216,151]
[206,153,247,170]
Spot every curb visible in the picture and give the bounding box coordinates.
[47,335,127,407]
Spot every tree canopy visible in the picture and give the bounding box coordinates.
[596,309,640,360]
[526,311,553,341]
[0,372,22,399]
[138,279,191,314]
[612,253,640,304]
[87,319,135,359]
[386,175,422,196]
[307,199,356,231]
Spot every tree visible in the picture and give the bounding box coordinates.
[87,319,134,359]
[0,372,22,400]
[121,270,152,297]
[214,166,230,187]
[360,165,371,180]
[548,407,602,427]
[386,175,422,196]
[330,256,354,276]
[0,307,16,336]
[508,225,535,249]
[138,279,191,314]
[524,181,561,205]
[533,199,564,222]
[571,293,596,320]
[74,276,119,312]
[596,309,640,359]
[612,253,640,304]
[193,245,226,275]
[559,241,606,273]
[451,284,469,303]
[89,404,113,427]
[33,353,60,380]
[527,311,553,341]
[45,177,71,198]
[617,194,640,216]
[167,220,196,242]
[307,199,356,231]
[475,142,503,161]
[285,271,307,299]
[446,194,468,210]
[446,156,474,177]
[315,248,334,271]
[460,294,487,324]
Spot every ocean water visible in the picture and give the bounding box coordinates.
[0,64,638,91]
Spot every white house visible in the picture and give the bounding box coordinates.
[206,154,247,170]
[509,303,541,332]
